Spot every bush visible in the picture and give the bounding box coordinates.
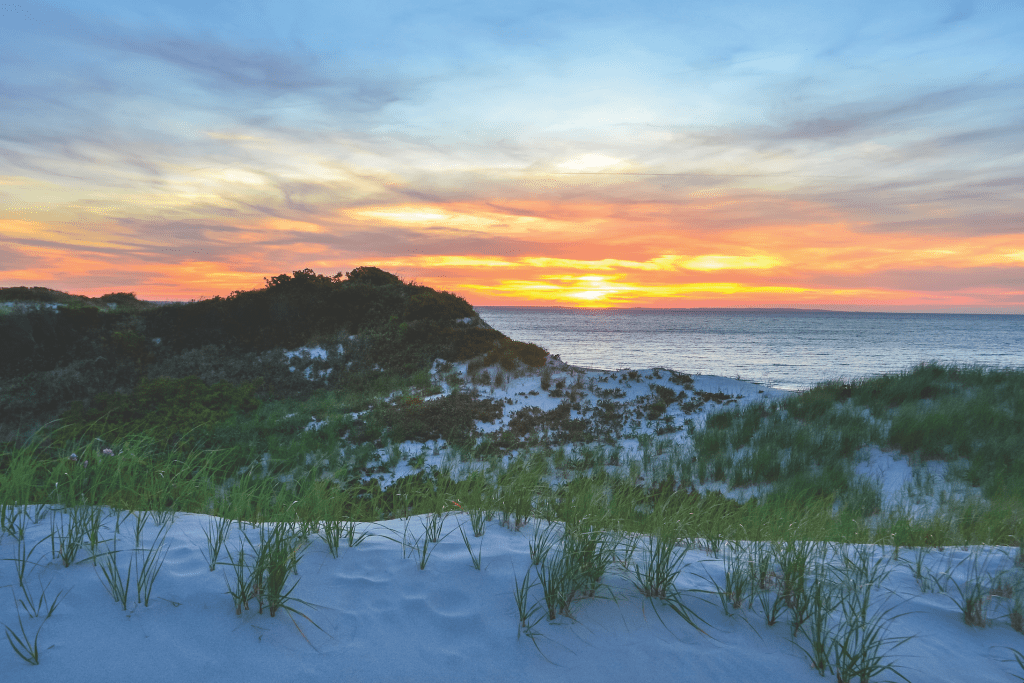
[0,314,36,371]
[506,406,544,438]
[0,286,79,304]
[644,400,668,420]
[59,375,263,451]
[377,391,505,444]
[447,330,547,371]
[0,307,111,378]
[143,343,321,404]
[404,289,474,322]
[651,384,677,404]
[592,398,624,436]
[345,266,403,287]
[507,401,590,442]
[98,292,138,304]
[109,329,156,367]
[499,340,548,369]
[0,355,142,444]
[445,328,506,361]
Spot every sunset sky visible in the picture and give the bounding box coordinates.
[1,0,1022,312]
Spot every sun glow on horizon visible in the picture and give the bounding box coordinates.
[5,192,1024,313]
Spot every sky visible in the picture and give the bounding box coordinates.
[1,0,1022,312]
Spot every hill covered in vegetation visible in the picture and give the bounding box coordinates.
[0,267,546,451]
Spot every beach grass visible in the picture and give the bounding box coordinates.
[3,361,1024,675]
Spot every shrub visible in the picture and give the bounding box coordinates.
[404,289,474,322]
[591,399,624,436]
[482,339,548,371]
[508,406,546,438]
[376,391,505,444]
[645,400,668,420]
[142,343,319,404]
[503,340,547,369]
[98,292,139,304]
[147,268,401,352]
[0,355,141,443]
[109,329,156,367]
[507,401,589,442]
[0,314,40,373]
[669,371,694,386]
[344,266,403,287]
[0,266,556,449]
[442,328,547,369]
[0,305,115,378]
[0,286,79,304]
[59,375,262,451]
[445,328,506,362]
[651,384,677,404]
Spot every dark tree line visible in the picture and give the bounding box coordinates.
[0,266,547,446]
[0,267,477,378]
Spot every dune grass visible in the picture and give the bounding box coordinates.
[3,367,1023,549]
[3,362,1024,675]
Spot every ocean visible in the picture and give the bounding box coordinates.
[475,307,1024,392]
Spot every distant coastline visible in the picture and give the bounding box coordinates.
[476,305,1023,316]
[479,305,837,313]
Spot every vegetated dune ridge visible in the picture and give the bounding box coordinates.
[1,270,1023,682]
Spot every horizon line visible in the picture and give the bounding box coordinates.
[472,305,1024,315]
[138,300,1021,315]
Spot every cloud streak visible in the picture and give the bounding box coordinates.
[1,0,1022,311]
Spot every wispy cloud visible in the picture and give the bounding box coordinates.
[1,0,1022,311]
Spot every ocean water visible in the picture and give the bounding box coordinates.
[475,307,1024,392]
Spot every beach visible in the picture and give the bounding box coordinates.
[4,358,1024,682]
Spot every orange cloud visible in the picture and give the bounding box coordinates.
[3,189,1023,312]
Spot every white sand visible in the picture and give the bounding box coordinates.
[3,507,1022,681]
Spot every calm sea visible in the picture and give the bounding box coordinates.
[475,307,1024,392]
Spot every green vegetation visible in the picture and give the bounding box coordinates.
[687,363,1024,535]
[59,376,263,454]
[0,267,545,448]
[0,363,1020,551]
[5,270,1024,676]
[3,268,1021,553]
[3,353,1024,675]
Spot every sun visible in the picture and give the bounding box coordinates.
[563,275,624,306]
[572,290,608,301]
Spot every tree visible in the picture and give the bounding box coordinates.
[345,266,403,287]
